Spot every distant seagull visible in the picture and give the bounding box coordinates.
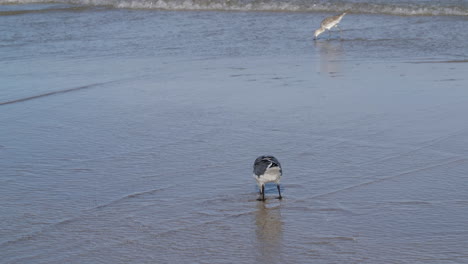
[253,155,282,201]
[314,12,347,40]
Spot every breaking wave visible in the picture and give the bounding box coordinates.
[1,0,468,16]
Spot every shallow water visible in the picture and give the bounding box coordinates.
[1,3,468,264]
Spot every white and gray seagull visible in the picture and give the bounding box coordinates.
[314,12,347,40]
[253,155,282,201]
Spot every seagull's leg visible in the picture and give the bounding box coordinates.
[257,185,265,201]
[262,185,265,201]
[327,29,331,39]
[277,184,282,200]
[336,25,343,39]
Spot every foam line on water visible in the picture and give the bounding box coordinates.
[0,78,135,106]
[0,83,106,106]
[0,5,91,15]
[357,128,468,166]
[1,0,468,16]
[0,185,173,247]
[311,158,468,199]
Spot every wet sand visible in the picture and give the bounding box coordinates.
[1,6,468,264]
[2,54,468,263]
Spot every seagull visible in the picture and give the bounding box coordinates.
[314,12,347,40]
[253,155,282,201]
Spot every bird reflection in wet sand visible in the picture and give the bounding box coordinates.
[315,41,344,77]
[254,202,284,263]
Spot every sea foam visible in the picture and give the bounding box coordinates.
[1,0,468,16]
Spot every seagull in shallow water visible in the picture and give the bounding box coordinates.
[314,12,347,40]
[253,155,282,201]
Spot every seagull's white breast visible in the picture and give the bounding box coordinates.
[254,167,282,185]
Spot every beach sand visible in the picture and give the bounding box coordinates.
[1,6,468,264]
